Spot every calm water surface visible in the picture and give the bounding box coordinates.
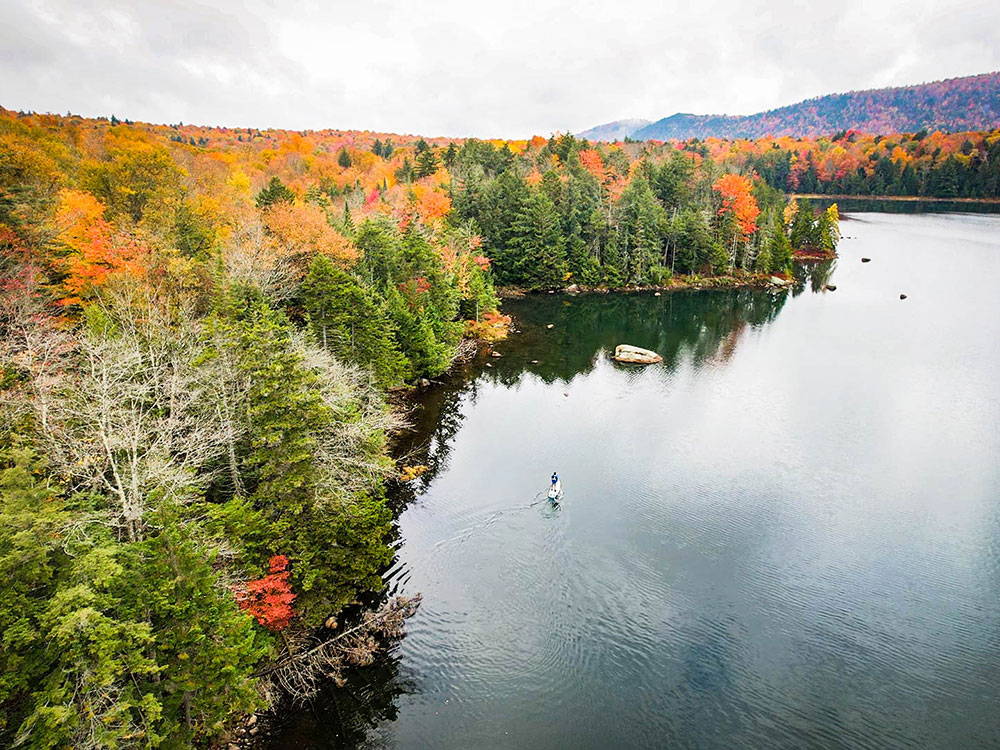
[274,213,1000,749]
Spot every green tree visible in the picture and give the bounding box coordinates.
[255,176,295,209]
[120,520,265,743]
[617,176,666,283]
[414,149,439,179]
[508,188,568,289]
[206,292,394,619]
[789,199,818,249]
[301,255,411,386]
[384,284,453,377]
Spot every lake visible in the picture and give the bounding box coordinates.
[272,212,1000,749]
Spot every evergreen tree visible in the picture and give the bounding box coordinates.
[414,148,439,179]
[395,157,414,183]
[255,176,295,209]
[209,292,393,619]
[301,255,411,386]
[672,208,715,274]
[816,204,841,253]
[508,188,568,289]
[337,148,352,168]
[120,519,265,743]
[383,284,453,376]
[763,211,793,274]
[617,176,666,283]
[789,199,818,249]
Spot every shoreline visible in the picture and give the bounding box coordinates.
[496,271,796,299]
[233,260,824,748]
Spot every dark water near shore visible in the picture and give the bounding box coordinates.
[808,196,1000,214]
[272,213,1000,749]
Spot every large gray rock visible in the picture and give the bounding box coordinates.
[613,344,663,364]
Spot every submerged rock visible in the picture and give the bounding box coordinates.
[862,257,871,263]
[613,344,663,365]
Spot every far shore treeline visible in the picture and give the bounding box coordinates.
[0,106,993,747]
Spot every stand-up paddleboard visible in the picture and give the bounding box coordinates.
[547,480,562,500]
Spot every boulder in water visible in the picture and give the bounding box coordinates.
[613,344,663,365]
[900,293,907,300]
[862,257,871,263]
[825,285,837,291]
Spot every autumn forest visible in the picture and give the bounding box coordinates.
[1,105,999,748]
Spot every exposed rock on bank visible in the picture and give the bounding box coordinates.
[613,345,663,365]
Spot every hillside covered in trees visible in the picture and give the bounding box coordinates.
[692,128,1000,198]
[580,72,1000,141]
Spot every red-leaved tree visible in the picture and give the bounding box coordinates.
[235,555,297,631]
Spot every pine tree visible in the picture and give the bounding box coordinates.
[789,199,817,249]
[816,204,841,253]
[301,255,411,386]
[384,284,452,376]
[337,148,352,168]
[395,157,414,183]
[0,450,162,748]
[211,291,393,619]
[763,211,793,274]
[617,176,666,283]
[255,176,295,209]
[508,188,568,289]
[120,519,265,742]
[414,149,439,179]
[673,208,714,274]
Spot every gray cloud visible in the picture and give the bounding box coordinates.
[2,0,998,138]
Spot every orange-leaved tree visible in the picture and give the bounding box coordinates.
[52,189,147,306]
[712,174,760,240]
[263,202,358,267]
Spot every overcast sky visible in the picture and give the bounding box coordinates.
[2,0,999,138]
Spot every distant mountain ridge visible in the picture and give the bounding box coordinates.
[576,118,651,142]
[579,72,1000,141]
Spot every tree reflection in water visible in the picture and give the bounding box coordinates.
[273,286,807,747]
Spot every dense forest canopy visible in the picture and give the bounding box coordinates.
[0,102,984,748]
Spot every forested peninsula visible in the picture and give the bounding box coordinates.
[1,106,983,747]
